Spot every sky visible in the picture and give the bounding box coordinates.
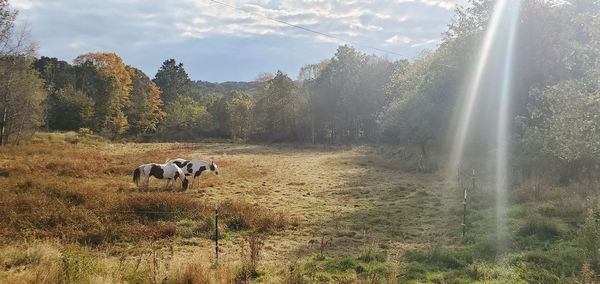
[11,0,467,82]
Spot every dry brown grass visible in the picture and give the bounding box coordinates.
[0,138,288,250]
[166,252,236,284]
[0,183,286,247]
[0,133,457,282]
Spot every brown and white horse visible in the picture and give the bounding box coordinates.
[132,162,189,191]
[166,158,219,189]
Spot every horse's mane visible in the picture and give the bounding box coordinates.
[192,159,211,165]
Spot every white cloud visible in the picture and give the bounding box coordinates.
[410,38,441,48]
[385,35,413,44]
[12,0,468,80]
[9,0,34,10]
[165,0,462,44]
[14,0,466,50]
[420,0,461,10]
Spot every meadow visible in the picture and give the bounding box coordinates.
[0,132,598,283]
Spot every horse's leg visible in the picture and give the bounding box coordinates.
[143,175,149,191]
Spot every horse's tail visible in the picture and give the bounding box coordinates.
[133,167,141,185]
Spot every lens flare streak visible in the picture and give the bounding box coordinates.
[449,0,511,169]
[495,0,521,251]
[448,0,521,255]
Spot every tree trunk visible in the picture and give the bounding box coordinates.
[0,61,16,146]
[311,112,315,144]
[0,101,7,146]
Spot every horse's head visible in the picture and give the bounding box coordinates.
[174,166,189,190]
[209,160,219,176]
[182,177,189,190]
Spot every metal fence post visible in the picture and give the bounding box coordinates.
[215,205,219,265]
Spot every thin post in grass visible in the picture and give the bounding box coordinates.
[462,182,467,239]
[215,205,219,266]
[471,168,476,194]
[462,169,475,239]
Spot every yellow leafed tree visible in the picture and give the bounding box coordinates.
[74,52,132,136]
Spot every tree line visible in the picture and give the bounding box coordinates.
[31,47,397,144]
[1,0,599,174]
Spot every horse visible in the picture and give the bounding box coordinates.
[166,158,219,189]
[132,162,189,191]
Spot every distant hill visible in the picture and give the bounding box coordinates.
[193,80,263,95]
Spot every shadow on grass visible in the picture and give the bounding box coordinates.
[292,148,462,259]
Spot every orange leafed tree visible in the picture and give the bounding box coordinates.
[149,82,167,120]
[74,52,132,100]
[74,52,132,135]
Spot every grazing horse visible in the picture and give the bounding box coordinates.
[132,162,189,191]
[166,158,219,189]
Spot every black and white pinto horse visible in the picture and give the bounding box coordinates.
[132,162,189,191]
[166,158,219,189]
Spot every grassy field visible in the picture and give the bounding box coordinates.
[0,132,598,283]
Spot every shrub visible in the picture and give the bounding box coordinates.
[220,200,287,233]
[358,243,387,263]
[467,261,521,282]
[78,128,93,136]
[404,246,471,270]
[472,234,500,261]
[580,263,598,284]
[123,193,203,222]
[167,263,211,284]
[45,162,88,178]
[516,263,560,283]
[580,205,600,270]
[60,245,100,283]
[323,258,364,274]
[146,222,177,239]
[78,227,123,247]
[236,234,264,282]
[516,215,565,241]
[282,262,306,284]
[512,248,584,278]
[2,248,42,269]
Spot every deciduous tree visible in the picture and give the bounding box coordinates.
[126,66,165,134]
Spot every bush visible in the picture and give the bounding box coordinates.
[220,200,287,233]
[323,258,364,274]
[78,227,123,247]
[517,215,565,241]
[512,248,584,278]
[282,262,306,284]
[236,234,265,282]
[580,205,600,270]
[467,261,521,282]
[60,245,100,283]
[2,248,42,269]
[166,263,211,284]
[472,234,500,261]
[123,193,203,222]
[358,243,387,263]
[517,263,560,283]
[404,246,472,270]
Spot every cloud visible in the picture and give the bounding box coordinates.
[9,0,468,80]
[10,0,34,10]
[386,35,413,44]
